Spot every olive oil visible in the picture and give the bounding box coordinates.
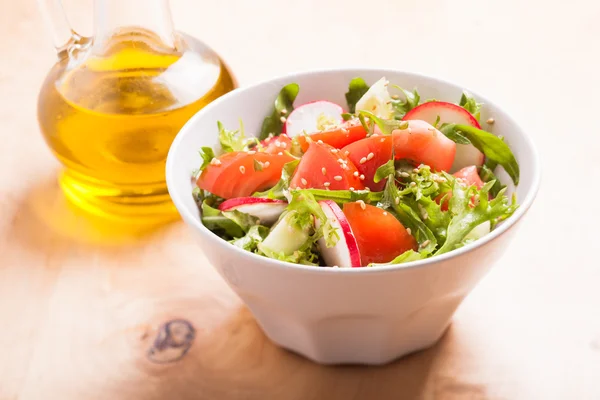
[38,30,235,221]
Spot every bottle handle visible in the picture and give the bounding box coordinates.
[36,0,85,56]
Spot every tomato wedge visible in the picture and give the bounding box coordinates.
[437,165,486,210]
[343,202,417,265]
[296,121,367,152]
[261,134,293,155]
[392,120,456,172]
[342,135,393,192]
[197,151,294,199]
[290,141,364,190]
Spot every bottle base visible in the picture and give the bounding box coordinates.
[59,169,180,223]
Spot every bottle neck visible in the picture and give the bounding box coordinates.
[93,0,176,49]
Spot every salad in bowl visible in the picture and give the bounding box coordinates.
[192,77,519,268]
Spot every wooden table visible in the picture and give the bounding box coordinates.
[1,0,598,398]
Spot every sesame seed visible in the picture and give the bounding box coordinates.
[344,150,350,156]
[359,174,365,180]
[383,211,388,216]
[322,167,327,175]
[301,178,308,185]
[280,116,287,123]
[353,171,359,177]
[317,140,324,144]
[367,152,374,160]
[407,128,412,134]
[337,158,345,164]
[210,158,222,166]
[420,240,431,248]
[248,150,256,155]
[349,187,355,191]
[281,142,287,148]
[380,138,385,142]
[334,175,342,181]
[360,157,367,164]
[487,118,495,124]
[264,161,270,168]
[341,128,349,134]
[365,187,371,191]
[395,197,400,205]
[410,182,417,187]
[406,228,412,235]
[400,172,410,178]
[357,200,366,210]
[275,141,282,148]
[281,109,288,115]
[239,166,246,174]
[392,94,399,99]
[278,152,283,156]
[268,133,274,139]
[323,182,331,187]
[413,168,419,173]
[331,148,339,154]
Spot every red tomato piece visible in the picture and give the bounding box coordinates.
[392,120,456,171]
[197,151,294,199]
[296,121,367,152]
[343,202,418,265]
[261,134,293,154]
[290,141,364,191]
[437,165,486,210]
[342,135,393,192]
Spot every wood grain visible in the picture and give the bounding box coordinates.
[1,0,600,399]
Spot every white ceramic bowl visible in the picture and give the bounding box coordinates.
[166,68,541,365]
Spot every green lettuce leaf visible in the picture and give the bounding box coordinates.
[253,159,300,199]
[370,250,425,266]
[231,225,269,251]
[259,83,300,140]
[440,124,520,185]
[459,91,483,121]
[390,86,420,119]
[218,120,256,152]
[345,77,370,113]
[198,147,215,172]
[434,180,518,255]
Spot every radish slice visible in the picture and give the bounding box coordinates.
[403,101,484,172]
[219,197,287,225]
[316,200,362,268]
[355,77,393,119]
[284,101,344,137]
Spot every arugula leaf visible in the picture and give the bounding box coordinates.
[218,120,256,152]
[459,91,483,121]
[345,77,370,113]
[439,124,471,145]
[253,159,263,172]
[231,225,269,252]
[435,181,518,255]
[479,164,505,198]
[357,110,409,135]
[253,159,300,199]
[198,147,215,171]
[298,189,384,204]
[259,83,300,140]
[390,86,420,119]
[374,159,395,183]
[222,209,260,233]
[441,124,520,185]
[201,200,246,239]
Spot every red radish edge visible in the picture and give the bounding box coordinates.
[219,197,286,211]
[403,101,481,128]
[318,200,362,268]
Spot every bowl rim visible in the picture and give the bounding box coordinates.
[166,67,541,274]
